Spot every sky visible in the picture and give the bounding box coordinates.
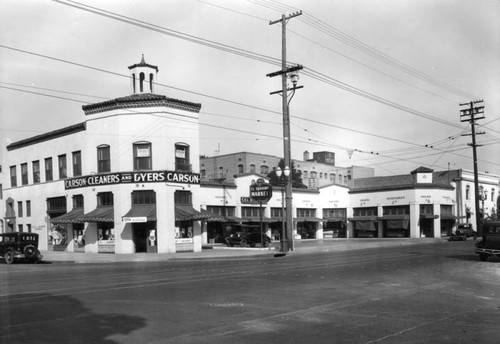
[1,0,499,177]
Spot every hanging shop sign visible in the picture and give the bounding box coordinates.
[249,179,273,203]
[65,170,200,190]
[122,217,148,223]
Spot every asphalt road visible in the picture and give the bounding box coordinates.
[1,240,499,344]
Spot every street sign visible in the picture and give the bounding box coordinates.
[249,180,273,203]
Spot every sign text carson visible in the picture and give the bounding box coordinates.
[65,170,200,190]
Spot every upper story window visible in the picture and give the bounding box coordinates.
[133,142,152,171]
[73,195,84,209]
[45,157,53,182]
[32,161,40,184]
[297,208,316,218]
[420,205,433,215]
[72,151,82,177]
[10,166,17,187]
[250,164,256,173]
[383,206,409,215]
[132,190,156,205]
[353,207,377,216]
[260,165,269,175]
[241,206,264,218]
[26,200,31,217]
[97,192,113,207]
[492,189,496,202]
[97,145,111,173]
[238,164,244,174]
[46,196,67,214]
[58,154,67,179]
[175,143,190,172]
[303,171,308,178]
[174,191,192,205]
[330,173,335,182]
[21,163,28,185]
[466,185,470,200]
[139,72,145,92]
[18,201,23,217]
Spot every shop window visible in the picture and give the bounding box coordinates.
[241,207,263,217]
[440,205,453,216]
[58,154,67,179]
[297,208,316,218]
[175,143,190,171]
[21,163,28,185]
[271,207,283,218]
[353,207,377,216]
[207,206,235,217]
[466,185,470,200]
[26,200,31,217]
[132,190,156,205]
[97,192,114,207]
[10,166,17,187]
[324,208,346,218]
[17,201,23,217]
[133,142,152,171]
[46,196,67,214]
[383,206,409,215]
[32,160,40,184]
[174,190,192,205]
[97,145,111,173]
[72,151,82,177]
[73,195,84,209]
[420,205,433,215]
[45,157,53,182]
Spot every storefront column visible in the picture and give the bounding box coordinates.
[316,208,324,239]
[409,202,420,238]
[433,202,441,238]
[114,189,131,253]
[377,205,384,238]
[157,187,176,253]
[84,223,98,253]
[67,223,75,253]
[346,206,354,238]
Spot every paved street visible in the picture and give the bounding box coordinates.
[1,239,500,344]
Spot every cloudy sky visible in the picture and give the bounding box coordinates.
[1,0,499,177]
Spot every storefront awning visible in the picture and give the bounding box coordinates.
[175,205,220,221]
[377,215,410,220]
[348,215,378,221]
[420,214,439,219]
[122,204,156,222]
[323,216,347,222]
[51,208,84,224]
[294,217,323,222]
[441,214,458,220]
[240,216,273,222]
[78,206,114,223]
[200,209,227,222]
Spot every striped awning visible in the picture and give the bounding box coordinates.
[294,217,323,222]
[240,216,274,222]
[347,215,378,221]
[122,204,156,222]
[51,208,84,224]
[420,214,439,219]
[78,206,114,223]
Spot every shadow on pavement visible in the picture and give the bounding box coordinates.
[0,292,146,343]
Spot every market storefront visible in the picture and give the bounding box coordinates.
[323,208,347,238]
[380,206,410,238]
[350,207,378,238]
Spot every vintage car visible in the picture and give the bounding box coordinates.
[475,221,500,261]
[456,223,476,238]
[0,232,43,264]
[225,231,272,248]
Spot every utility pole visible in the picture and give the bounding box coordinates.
[267,11,303,252]
[460,100,485,237]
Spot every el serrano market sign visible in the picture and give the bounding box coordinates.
[65,170,200,190]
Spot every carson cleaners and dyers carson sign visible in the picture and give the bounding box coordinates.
[64,170,200,190]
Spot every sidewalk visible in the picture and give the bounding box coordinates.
[39,238,446,264]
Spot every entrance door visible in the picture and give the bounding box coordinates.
[133,223,148,253]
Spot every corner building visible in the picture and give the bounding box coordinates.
[1,57,205,254]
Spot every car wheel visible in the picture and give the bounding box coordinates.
[4,250,15,264]
[240,239,248,247]
[24,245,37,259]
[250,242,256,248]
[479,253,488,261]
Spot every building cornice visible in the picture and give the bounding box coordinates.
[82,93,201,115]
[6,122,87,151]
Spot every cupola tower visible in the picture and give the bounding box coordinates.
[128,55,159,94]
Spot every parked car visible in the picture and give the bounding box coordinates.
[456,223,476,238]
[475,221,500,261]
[225,232,243,247]
[448,232,467,241]
[240,232,272,248]
[0,232,42,264]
